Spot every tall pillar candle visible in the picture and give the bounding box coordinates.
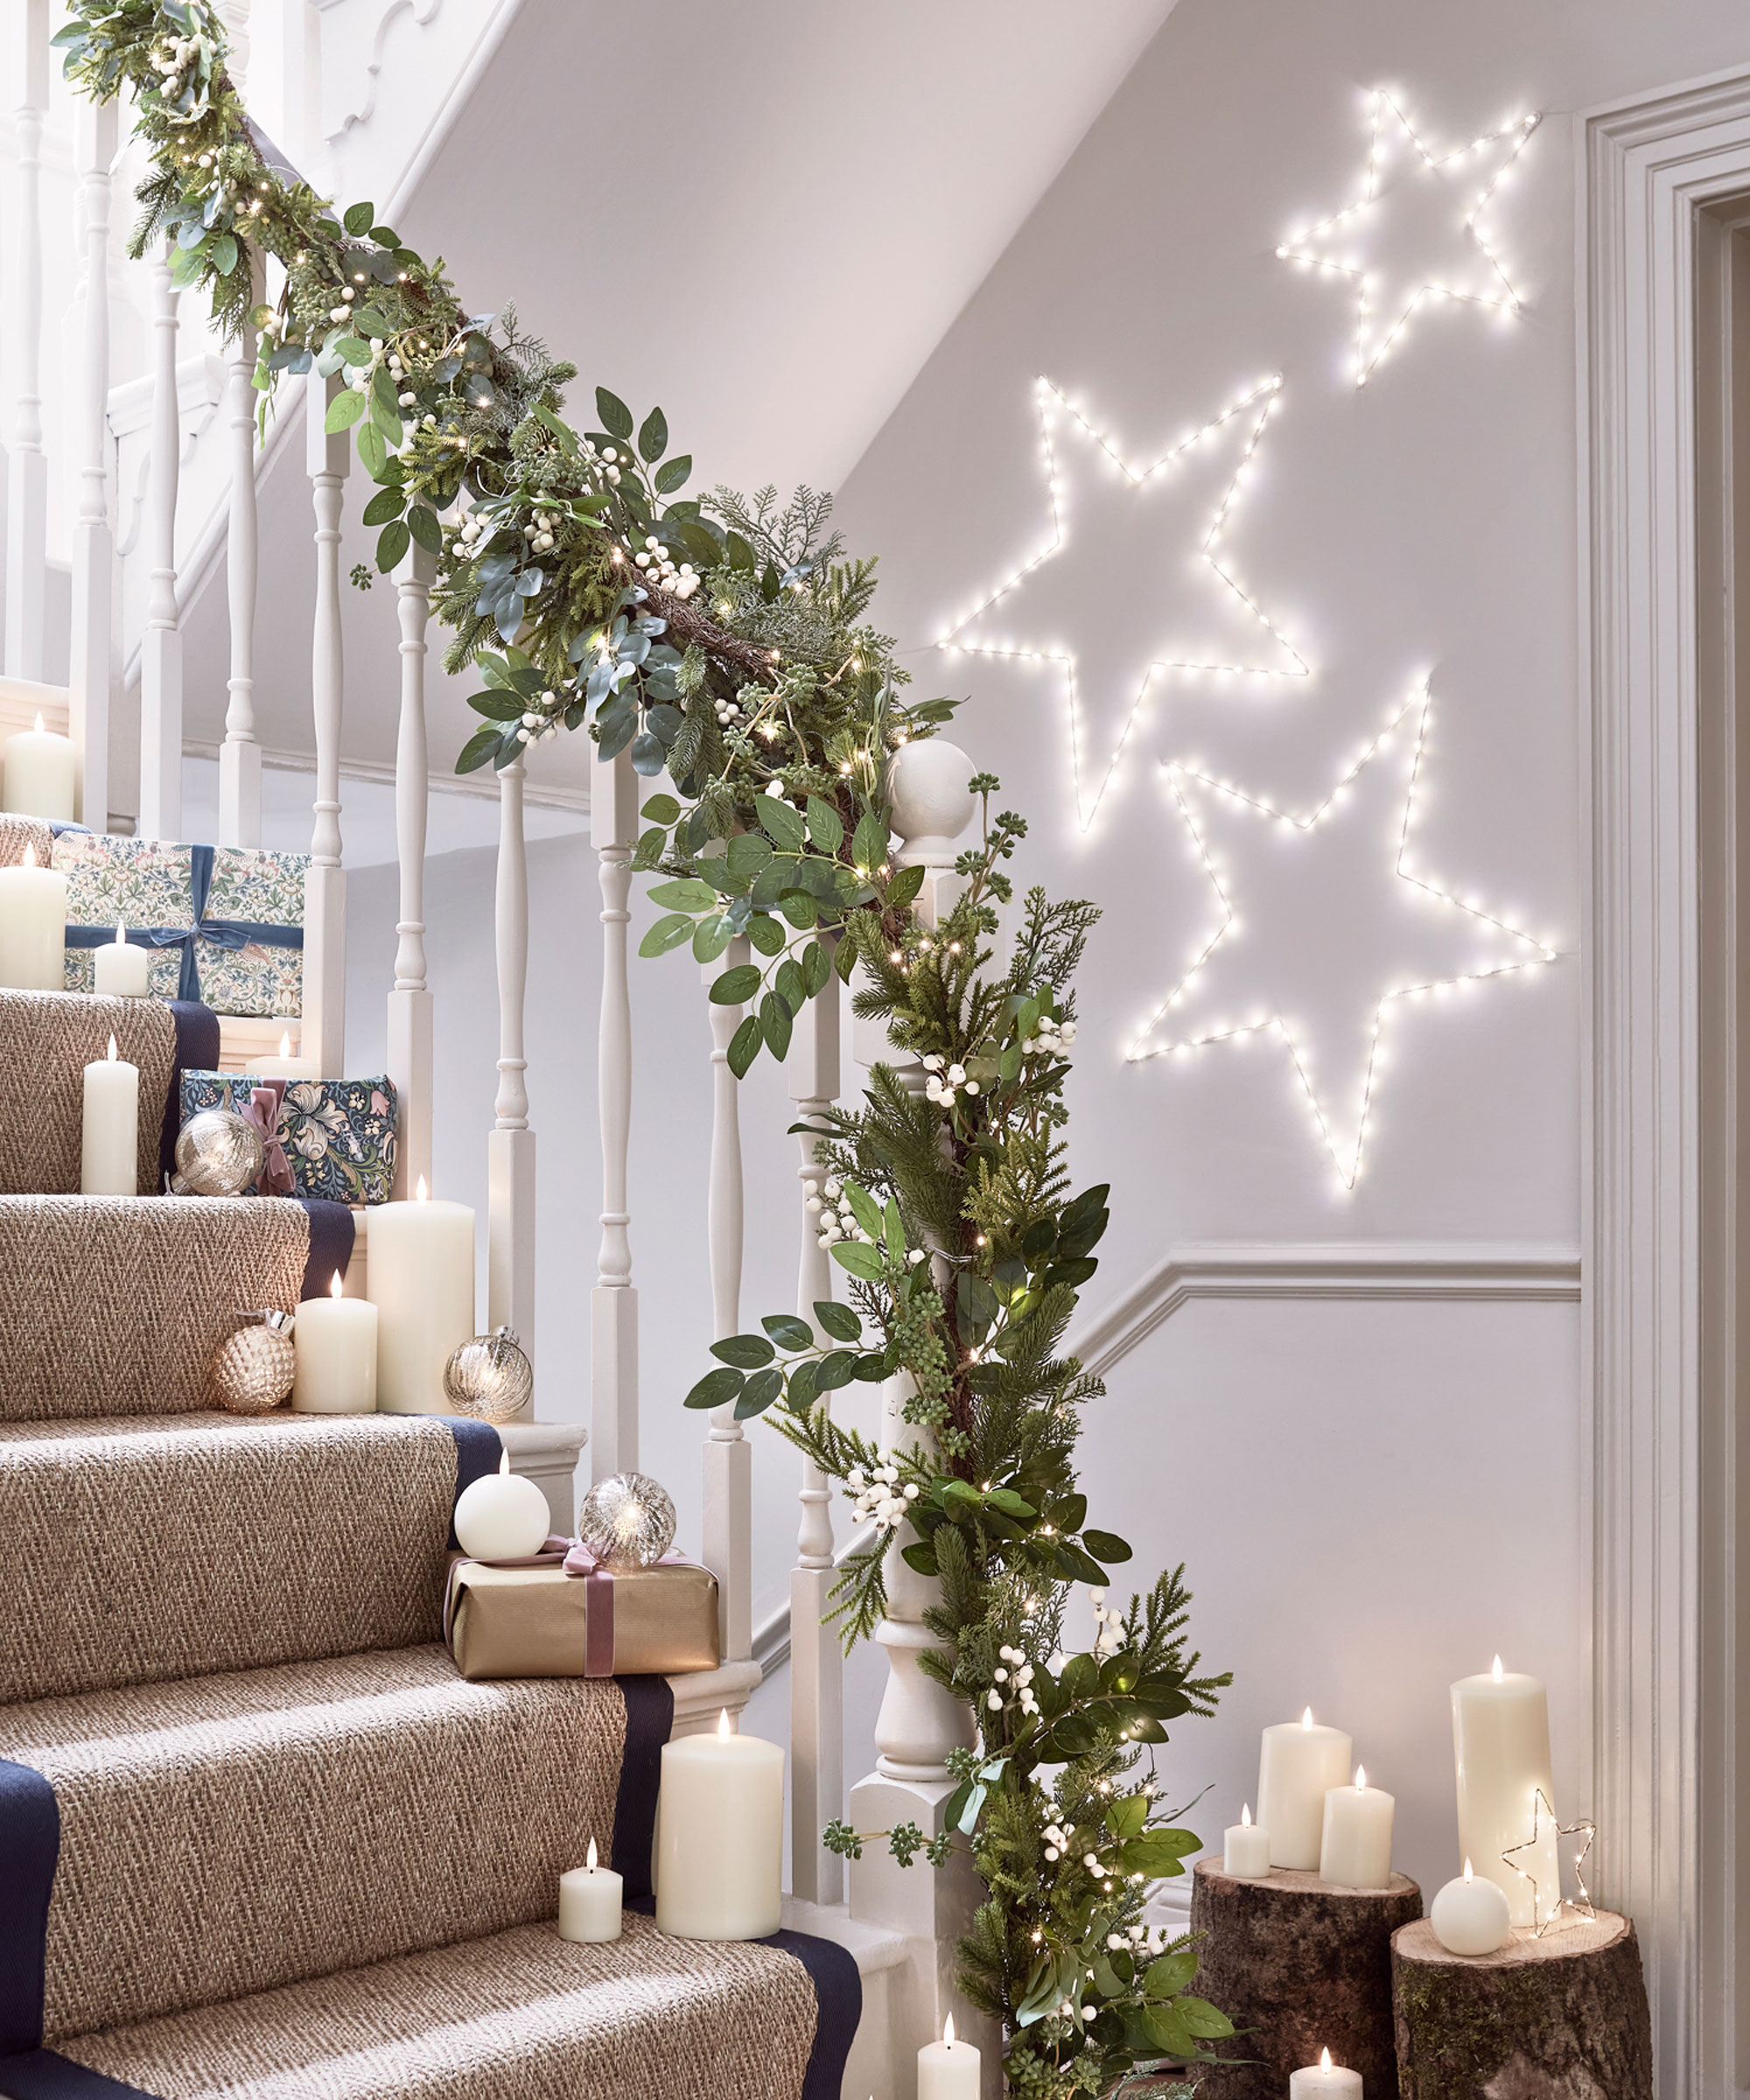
[0,845,66,990]
[4,713,76,819]
[368,1177,475,1413]
[1319,1766,1395,1888]
[291,1271,378,1414]
[918,2015,980,2100]
[654,1712,784,1939]
[1257,1709,1353,1869]
[93,926,150,998]
[81,1035,137,1194]
[1452,1656,1557,1929]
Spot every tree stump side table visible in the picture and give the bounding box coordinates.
[1189,1858,1423,2099]
[1390,1911,1653,2099]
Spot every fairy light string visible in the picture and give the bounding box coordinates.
[1501,1788,1598,1937]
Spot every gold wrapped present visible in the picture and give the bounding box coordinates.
[444,1550,719,1681]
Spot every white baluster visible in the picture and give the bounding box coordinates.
[66,97,117,831]
[4,0,48,682]
[790,962,844,1903]
[218,259,263,847]
[592,749,639,1480]
[215,0,251,87]
[303,373,351,1074]
[702,934,751,1665]
[138,242,183,840]
[387,506,434,1196]
[488,751,536,1409]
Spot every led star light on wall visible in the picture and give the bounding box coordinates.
[1128,682,1559,1189]
[937,374,1310,832]
[1278,89,1541,386]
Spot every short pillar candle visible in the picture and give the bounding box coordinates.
[654,1711,784,1940]
[81,1035,137,1195]
[4,713,75,820]
[1451,1656,1557,1929]
[1320,1767,1395,1889]
[0,845,67,990]
[93,926,150,998]
[557,1838,622,1943]
[291,1273,378,1414]
[253,1028,320,1081]
[1258,1709,1353,1870]
[918,2014,980,2100]
[1290,2048,1363,2096]
[1224,1802,1271,1877]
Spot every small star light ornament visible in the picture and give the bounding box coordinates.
[937,373,1309,831]
[1278,88,1541,386]
[1502,1788,1597,1937]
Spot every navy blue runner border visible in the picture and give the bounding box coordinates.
[296,1199,355,1304]
[0,2051,163,2099]
[610,1676,674,1900]
[443,1418,503,1549]
[158,1001,220,1191]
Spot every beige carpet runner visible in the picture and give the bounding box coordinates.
[0,990,177,1197]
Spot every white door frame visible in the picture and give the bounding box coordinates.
[1580,64,1750,2100]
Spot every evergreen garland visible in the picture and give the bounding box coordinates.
[59,7,1234,2089]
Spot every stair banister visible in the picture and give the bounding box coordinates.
[4,0,48,682]
[138,240,184,841]
[591,746,639,1480]
[68,97,118,834]
[702,936,752,1666]
[386,510,435,1195]
[304,373,351,1075]
[217,256,263,847]
[488,749,536,1407]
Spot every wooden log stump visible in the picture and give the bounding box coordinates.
[1189,1858,1423,2099]
[1391,1911,1652,2099]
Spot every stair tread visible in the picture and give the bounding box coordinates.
[52,1913,822,2100]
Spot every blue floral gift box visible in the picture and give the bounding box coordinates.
[180,1072,398,1207]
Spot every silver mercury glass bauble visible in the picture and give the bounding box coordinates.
[172,1110,264,1197]
[442,1325,535,1424]
[211,1309,297,1413]
[577,1472,677,1570]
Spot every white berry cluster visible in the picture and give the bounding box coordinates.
[515,690,564,746]
[1090,1587,1124,1657]
[151,34,202,93]
[921,1054,978,1108]
[583,439,623,486]
[714,694,747,730]
[984,1642,1040,1718]
[844,1463,919,1532]
[453,509,488,557]
[1024,1012,1077,1056]
[523,512,561,554]
[386,350,419,408]
[632,536,700,599]
[804,1176,872,1251]
[1105,1921,1172,1956]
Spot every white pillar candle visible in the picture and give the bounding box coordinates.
[291,1271,378,1414]
[1223,1802,1271,1877]
[93,925,150,998]
[1429,1857,1513,1957]
[654,1710,785,1940]
[0,844,66,990]
[453,1450,551,1559]
[558,1838,623,1943]
[4,713,76,820]
[918,2013,980,2100]
[1451,1656,1557,1929]
[1319,1766,1395,1888]
[81,1034,137,1195]
[1289,2048,1362,2096]
[1257,1709,1353,1870]
[253,1028,320,1081]
[368,1176,476,1412]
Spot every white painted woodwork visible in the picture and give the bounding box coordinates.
[304,374,352,1076]
[386,518,435,1196]
[0,677,69,738]
[4,0,48,684]
[702,933,752,1667]
[215,1013,301,1074]
[218,260,264,847]
[67,98,118,832]
[488,752,536,1413]
[138,243,184,842]
[497,1418,583,1539]
[591,749,640,1482]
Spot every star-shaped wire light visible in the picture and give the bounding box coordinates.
[936,373,1309,832]
[1502,1788,1597,1938]
[1277,89,1540,387]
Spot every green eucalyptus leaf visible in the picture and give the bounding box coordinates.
[831,1240,884,1281]
[760,990,794,1060]
[761,1313,816,1352]
[757,797,807,853]
[805,795,844,851]
[1083,1528,1133,1564]
[710,963,761,1006]
[343,200,375,235]
[360,486,405,528]
[693,914,733,964]
[324,388,366,433]
[747,912,786,957]
[648,878,718,912]
[727,1013,762,1078]
[710,1333,775,1369]
[456,724,500,774]
[638,913,695,958]
[815,1301,861,1343]
[734,1366,785,1418]
[407,504,442,556]
[595,388,634,440]
[375,518,410,573]
[684,1366,744,1410]
[637,406,668,461]
[641,793,682,824]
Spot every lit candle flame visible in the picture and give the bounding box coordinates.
[718,1708,732,1741]
[416,1175,429,1202]
[1241,1803,1251,1828]
[33,712,44,734]
[279,1030,292,1060]
[498,1451,510,1476]
[1354,1766,1366,1791]
[1301,1706,1313,1730]
[330,1270,344,1299]
[586,1837,598,1872]
[22,844,34,869]
[1320,2048,1333,2072]
[107,1034,117,1062]
[114,923,126,945]
[943,2015,956,2048]
[1492,1655,1504,1683]
[1463,1858,1474,1882]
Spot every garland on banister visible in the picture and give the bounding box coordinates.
[62,6,1233,2090]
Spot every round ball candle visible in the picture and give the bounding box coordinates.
[654,1710,784,1940]
[81,1035,137,1195]
[93,926,150,998]
[1452,1655,1557,1928]
[1223,1802,1271,1877]
[1290,2048,1362,2096]
[558,1838,623,1943]
[253,1029,319,1080]
[453,1452,550,1559]
[368,1176,476,1412]
[4,713,75,820]
[291,1271,378,1414]
[1257,1709,1353,1869]
[1319,1765,1395,1888]
[918,2013,980,2100]
[0,844,66,990]
[1430,1857,1513,1957]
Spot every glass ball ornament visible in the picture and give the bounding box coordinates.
[172,1110,263,1197]
[442,1325,534,1424]
[577,1472,676,1570]
[211,1309,297,1413]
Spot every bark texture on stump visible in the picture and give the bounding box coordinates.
[1390,1912,1652,2100]
[1189,1858,1423,2099]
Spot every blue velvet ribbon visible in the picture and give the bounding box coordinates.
[65,844,302,1004]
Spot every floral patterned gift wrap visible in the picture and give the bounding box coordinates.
[180,1072,398,1206]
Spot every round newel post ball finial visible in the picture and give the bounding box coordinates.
[885,738,977,861]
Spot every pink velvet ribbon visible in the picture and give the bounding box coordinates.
[239,1080,294,1195]
[442,1534,704,1677]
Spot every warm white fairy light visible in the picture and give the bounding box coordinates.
[1277,88,1540,387]
[1128,682,1561,1189]
[935,373,1310,830]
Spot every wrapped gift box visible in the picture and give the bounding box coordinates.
[180,1070,398,1206]
[444,1551,720,1681]
[53,835,306,1017]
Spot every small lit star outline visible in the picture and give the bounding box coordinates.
[1277,89,1541,387]
[936,373,1311,832]
[1127,682,1561,1189]
[1502,1788,1597,1937]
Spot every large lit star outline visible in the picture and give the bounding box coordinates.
[1277,90,1541,387]
[1127,682,1560,1189]
[936,373,1311,832]
[1502,1788,1598,1938]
